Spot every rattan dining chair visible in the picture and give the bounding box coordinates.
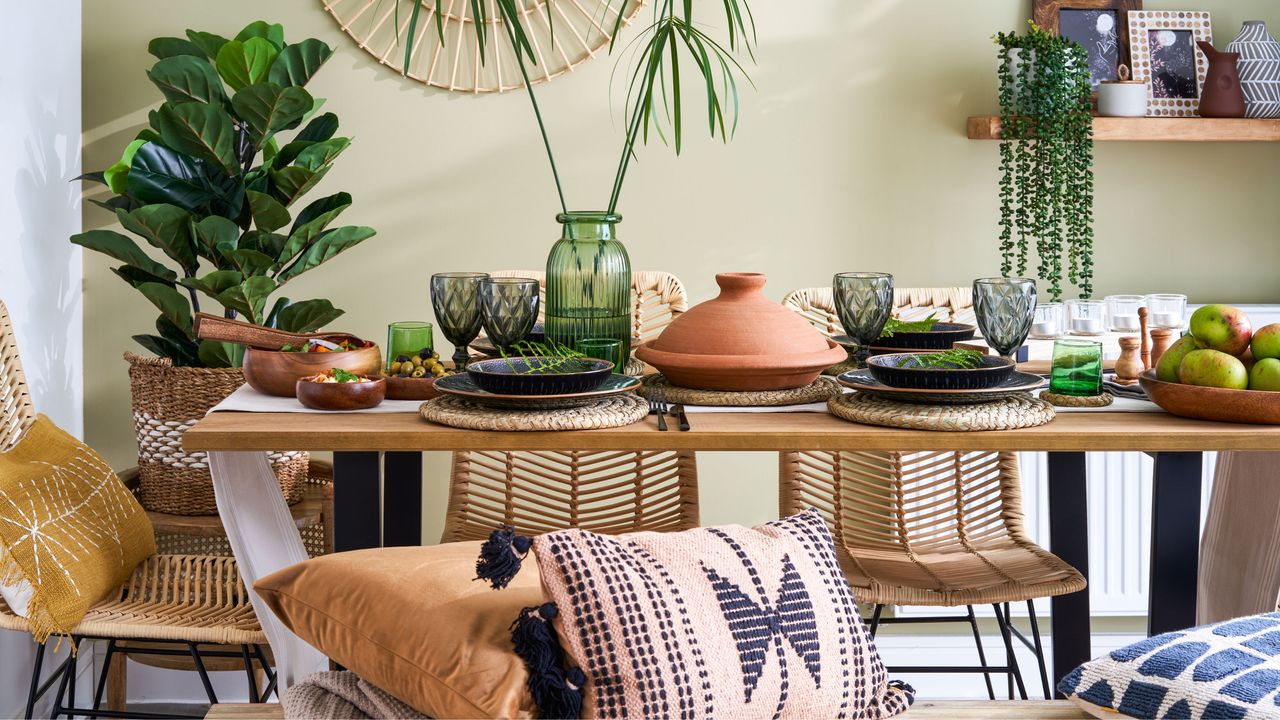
[0,300,275,719]
[441,449,699,542]
[781,286,1083,700]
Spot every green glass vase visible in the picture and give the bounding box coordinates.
[545,212,632,360]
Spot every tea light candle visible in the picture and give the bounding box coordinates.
[1033,320,1058,337]
[1152,311,1182,328]
[1112,314,1140,331]
[1072,318,1103,334]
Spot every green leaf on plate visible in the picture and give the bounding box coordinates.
[155,103,240,176]
[147,55,226,105]
[277,299,344,334]
[70,230,176,283]
[231,82,313,148]
[267,38,333,88]
[216,37,279,92]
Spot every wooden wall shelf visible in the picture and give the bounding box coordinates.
[968,115,1280,142]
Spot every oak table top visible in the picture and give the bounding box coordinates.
[184,409,1280,453]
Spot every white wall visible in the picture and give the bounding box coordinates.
[0,0,82,715]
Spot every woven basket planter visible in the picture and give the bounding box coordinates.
[126,353,307,515]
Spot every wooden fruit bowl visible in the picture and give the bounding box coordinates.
[1138,370,1280,425]
[243,345,383,397]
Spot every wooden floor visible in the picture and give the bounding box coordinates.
[205,700,1089,718]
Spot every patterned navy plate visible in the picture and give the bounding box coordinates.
[838,369,1045,405]
[866,353,1015,390]
[435,373,642,410]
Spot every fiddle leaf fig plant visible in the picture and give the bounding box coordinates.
[995,21,1094,302]
[73,20,375,368]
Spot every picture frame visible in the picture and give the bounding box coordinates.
[1033,0,1143,89]
[1127,10,1213,117]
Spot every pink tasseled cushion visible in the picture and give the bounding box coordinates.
[481,509,915,719]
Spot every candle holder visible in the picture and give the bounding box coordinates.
[1106,295,1146,333]
[1030,302,1066,339]
[1145,294,1187,330]
[1067,299,1106,336]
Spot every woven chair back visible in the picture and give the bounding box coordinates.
[441,449,699,542]
[0,300,35,450]
[781,286,976,337]
[488,270,689,342]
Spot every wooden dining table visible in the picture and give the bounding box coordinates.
[184,408,1280,692]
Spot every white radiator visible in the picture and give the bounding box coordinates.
[898,304,1280,619]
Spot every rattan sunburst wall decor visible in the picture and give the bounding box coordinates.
[321,0,645,94]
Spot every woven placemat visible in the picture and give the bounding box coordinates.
[823,357,863,376]
[829,392,1056,431]
[637,374,842,407]
[622,357,647,376]
[420,393,648,431]
[1040,391,1114,408]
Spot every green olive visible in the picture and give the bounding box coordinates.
[431,366,446,377]
[411,356,423,367]
[411,366,427,378]
[389,361,402,375]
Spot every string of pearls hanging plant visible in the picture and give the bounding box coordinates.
[995,21,1095,302]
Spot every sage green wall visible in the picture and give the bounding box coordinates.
[83,0,1280,540]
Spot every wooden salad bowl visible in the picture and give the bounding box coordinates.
[295,376,386,411]
[1138,370,1280,425]
[244,345,383,398]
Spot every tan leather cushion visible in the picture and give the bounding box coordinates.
[254,542,540,718]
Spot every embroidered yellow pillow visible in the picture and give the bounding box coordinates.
[0,415,154,641]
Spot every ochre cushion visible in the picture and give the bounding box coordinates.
[529,509,915,718]
[254,542,541,718]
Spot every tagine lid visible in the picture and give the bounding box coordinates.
[638,273,835,357]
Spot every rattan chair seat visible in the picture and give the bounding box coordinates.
[0,554,264,645]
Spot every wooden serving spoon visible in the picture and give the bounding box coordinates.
[194,313,366,351]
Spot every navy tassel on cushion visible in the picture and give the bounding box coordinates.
[475,525,532,589]
[511,603,584,718]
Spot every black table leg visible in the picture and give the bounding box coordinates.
[382,452,423,547]
[1048,451,1090,695]
[332,451,382,552]
[1148,452,1203,637]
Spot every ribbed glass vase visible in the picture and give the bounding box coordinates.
[544,212,632,360]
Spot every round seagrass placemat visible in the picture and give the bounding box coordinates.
[823,357,863,376]
[420,393,649,431]
[1040,391,1114,408]
[828,392,1056,432]
[638,374,842,407]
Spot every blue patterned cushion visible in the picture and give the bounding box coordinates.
[1060,612,1280,719]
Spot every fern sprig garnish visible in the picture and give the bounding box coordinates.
[879,313,940,338]
[895,349,985,370]
[499,340,590,375]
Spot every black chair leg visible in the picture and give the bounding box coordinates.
[25,642,47,720]
[993,604,1028,700]
[241,645,259,703]
[187,643,219,705]
[50,640,78,720]
[869,604,884,639]
[1027,599,1052,699]
[91,640,116,712]
[67,637,81,719]
[252,645,278,702]
[965,605,996,701]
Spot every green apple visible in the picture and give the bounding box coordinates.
[1190,304,1253,356]
[1179,349,1249,390]
[1250,358,1280,391]
[1252,324,1280,360]
[1156,334,1202,382]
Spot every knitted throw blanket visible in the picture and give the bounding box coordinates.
[0,415,154,642]
[283,672,426,720]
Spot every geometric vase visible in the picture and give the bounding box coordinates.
[1227,21,1280,118]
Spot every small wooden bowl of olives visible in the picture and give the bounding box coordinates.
[382,347,458,401]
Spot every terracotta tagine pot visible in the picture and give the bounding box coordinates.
[635,272,847,391]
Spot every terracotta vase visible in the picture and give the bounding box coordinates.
[1197,41,1246,118]
[635,273,847,391]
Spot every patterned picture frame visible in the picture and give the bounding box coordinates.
[1033,0,1143,89]
[1127,10,1213,117]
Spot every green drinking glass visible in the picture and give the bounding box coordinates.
[1050,339,1103,397]
[386,321,434,369]
[576,338,625,371]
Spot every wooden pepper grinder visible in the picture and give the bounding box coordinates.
[1139,307,1151,370]
[1114,336,1143,385]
